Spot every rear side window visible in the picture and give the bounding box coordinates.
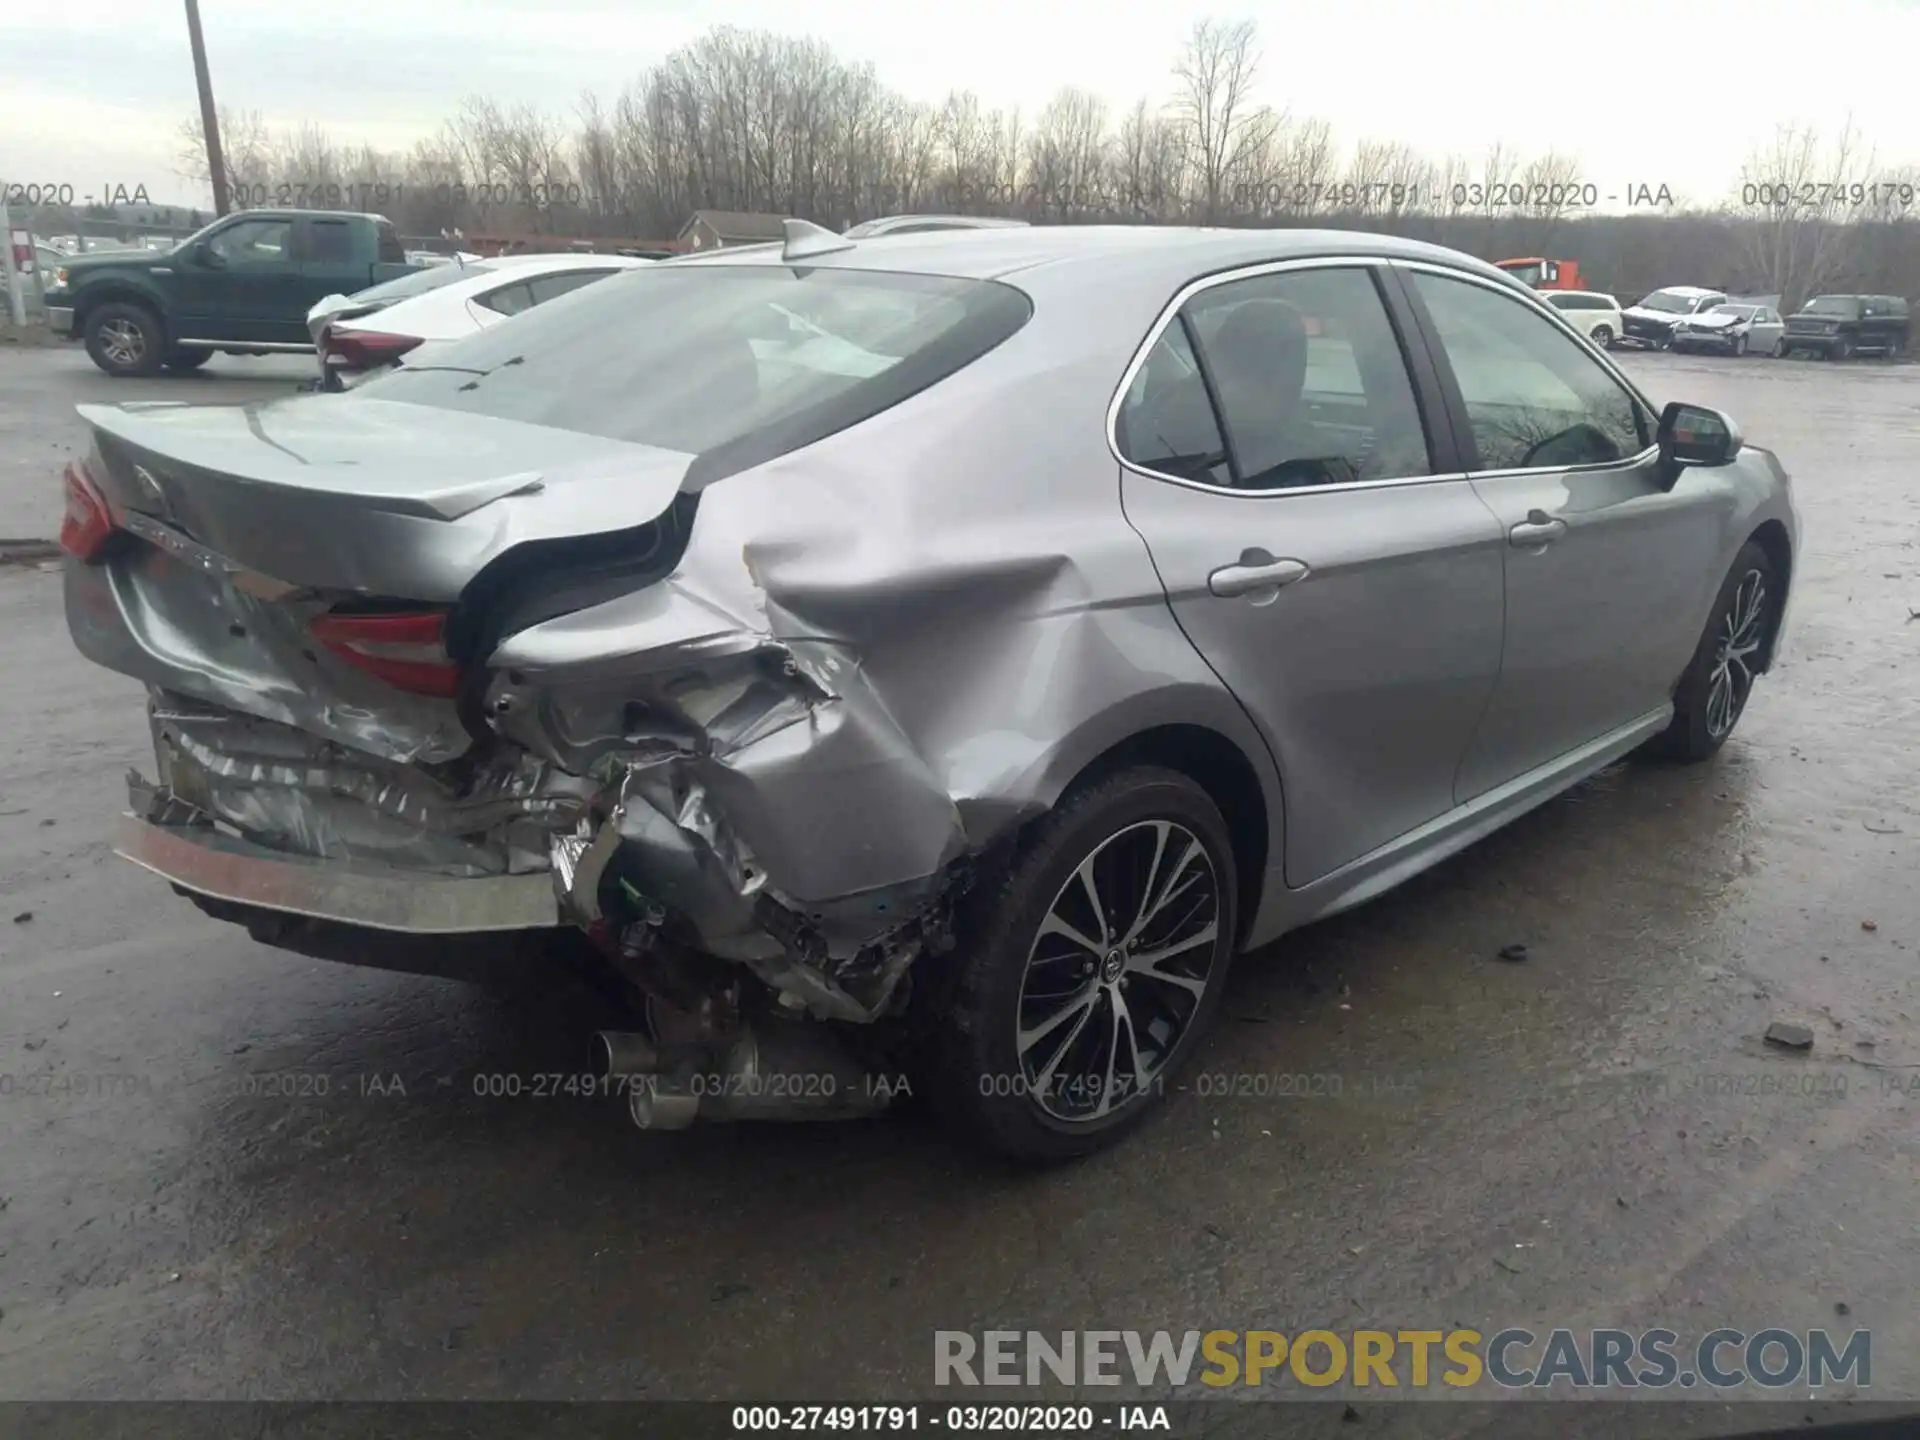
[304,219,353,263]
[362,266,1033,470]
[1115,322,1232,487]
[476,281,535,316]
[526,270,614,305]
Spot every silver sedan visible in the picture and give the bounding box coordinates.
[61,222,1799,1161]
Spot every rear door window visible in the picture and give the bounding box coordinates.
[300,218,354,264]
[1182,267,1434,488]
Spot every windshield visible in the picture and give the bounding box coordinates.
[361,264,1032,468]
[349,260,483,305]
[1638,290,1699,314]
[1802,295,1862,317]
[1499,262,1547,285]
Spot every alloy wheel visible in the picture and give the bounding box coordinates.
[1014,819,1221,1124]
[1705,569,1768,740]
[99,319,145,368]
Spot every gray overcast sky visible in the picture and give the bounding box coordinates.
[4,0,1919,211]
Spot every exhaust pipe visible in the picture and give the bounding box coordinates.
[592,1019,892,1130]
[593,1029,700,1131]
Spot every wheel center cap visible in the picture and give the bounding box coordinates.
[1101,949,1126,983]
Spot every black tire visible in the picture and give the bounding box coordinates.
[1831,335,1852,361]
[1591,324,1614,348]
[163,346,213,372]
[1731,334,1748,357]
[1643,541,1779,763]
[84,302,166,378]
[921,765,1239,1162]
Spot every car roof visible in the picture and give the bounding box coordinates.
[339,254,650,324]
[476,251,653,271]
[1548,290,1615,300]
[1648,285,1722,297]
[666,223,1526,288]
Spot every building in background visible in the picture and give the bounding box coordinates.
[677,210,791,251]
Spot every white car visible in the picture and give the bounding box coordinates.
[308,253,653,390]
[1541,290,1625,349]
[1619,285,1729,350]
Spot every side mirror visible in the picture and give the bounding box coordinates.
[194,241,224,269]
[1656,401,1742,485]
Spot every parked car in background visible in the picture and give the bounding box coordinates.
[61,221,1798,1160]
[842,214,1031,239]
[1782,294,1909,360]
[1541,290,1624,348]
[43,209,422,377]
[312,252,652,389]
[305,251,502,341]
[1670,302,1786,357]
[1618,286,1729,349]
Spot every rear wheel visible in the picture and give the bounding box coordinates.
[1643,541,1779,763]
[84,302,164,378]
[163,346,213,372]
[924,766,1238,1162]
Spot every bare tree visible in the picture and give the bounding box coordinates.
[1733,121,1876,309]
[1170,18,1279,222]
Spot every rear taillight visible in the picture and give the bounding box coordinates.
[309,609,461,697]
[59,460,116,562]
[322,326,424,371]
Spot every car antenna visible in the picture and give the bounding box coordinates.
[781,218,855,263]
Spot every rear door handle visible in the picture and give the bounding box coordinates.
[1208,556,1311,598]
[1509,509,1568,548]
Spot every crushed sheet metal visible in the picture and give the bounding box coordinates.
[150,692,595,878]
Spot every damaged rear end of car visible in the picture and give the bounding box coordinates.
[64,257,1039,1127]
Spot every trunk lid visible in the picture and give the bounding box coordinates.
[78,395,695,602]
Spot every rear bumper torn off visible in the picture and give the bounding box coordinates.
[114,809,561,934]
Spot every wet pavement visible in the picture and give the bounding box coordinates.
[0,347,317,543]
[0,344,1917,1426]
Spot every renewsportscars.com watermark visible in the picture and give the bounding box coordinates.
[934,1328,1871,1391]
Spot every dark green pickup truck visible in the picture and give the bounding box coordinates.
[44,209,421,377]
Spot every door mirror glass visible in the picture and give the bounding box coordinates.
[1658,402,1742,466]
[194,240,222,269]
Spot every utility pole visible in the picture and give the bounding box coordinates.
[183,0,230,216]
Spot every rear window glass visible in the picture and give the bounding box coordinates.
[375,221,406,264]
[362,266,1033,466]
[351,261,480,305]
